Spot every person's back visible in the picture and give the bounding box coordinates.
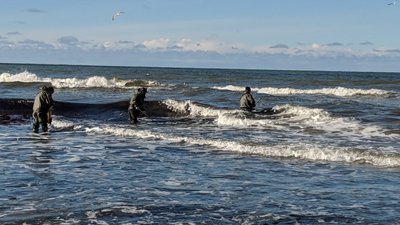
[33,87,54,113]
[240,87,256,111]
[32,86,55,133]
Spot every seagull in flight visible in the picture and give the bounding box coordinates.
[388,0,398,5]
[112,11,124,21]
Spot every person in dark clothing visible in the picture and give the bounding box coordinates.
[239,86,256,111]
[128,87,147,123]
[32,86,55,133]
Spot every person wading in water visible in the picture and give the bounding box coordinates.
[32,86,55,133]
[239,86,256,111]
[128,87,147,124]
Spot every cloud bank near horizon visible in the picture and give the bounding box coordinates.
[1,34,400,72]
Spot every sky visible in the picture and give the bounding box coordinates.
[1,0,400,72]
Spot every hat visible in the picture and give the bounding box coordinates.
[245,87,251,92]
[47,86,54,94]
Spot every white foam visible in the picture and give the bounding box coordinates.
[51,119,82,131]
[163,99,277,128]
[0,71,160,89]
[83,124,400,167]
[85,211,97,219]
[50,76,162,89]
[57,218,81,225]
[117,206,150,214]
[163,100,397,139]
[90,220,108,225]
[213,85,392,97]
[163,99,240,117]
[257,86,390,97]
[163,99,192,113]
[52,76,124,88]
[273,104,397,139]
[66,156,81,162]
[0,71,50,83]
[85,126,163,139]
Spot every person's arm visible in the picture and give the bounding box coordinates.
[43,92,54,109]
[130,93,140,109]
[46,93,54,124]
[138,96,145,111]
[129,96,136,107]
[250,95,256,108]
[48,110,52,124]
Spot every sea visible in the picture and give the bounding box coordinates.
[0,63,399,224]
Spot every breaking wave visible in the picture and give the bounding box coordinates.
[51,121,398,168]
[0,71,160,89]
[1,97,397,140]
[162,99,399,139]
[213,85,393,97]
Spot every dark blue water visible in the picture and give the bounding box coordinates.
[1,63,399,224]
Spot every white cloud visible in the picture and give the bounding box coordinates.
[311,43,321,49]
[18,39,54,50]
[5,35,400,60]
[142,38,170,49]
[139,38,236,53]
[3,35,400,71]
[193,40,227,52]
[171,39,246,53]
[102,41,114,49]
[0,40,15,49]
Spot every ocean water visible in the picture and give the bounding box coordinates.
[0,63,399,224]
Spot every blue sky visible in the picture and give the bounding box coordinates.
[1,0,400,72]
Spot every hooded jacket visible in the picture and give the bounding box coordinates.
[240,91,256,111]
[33,87,54,113]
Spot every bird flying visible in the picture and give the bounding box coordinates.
[388,0,398,5]
[112,11,124,21]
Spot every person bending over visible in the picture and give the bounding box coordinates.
[128,87,147,123]
[32,86,55,133]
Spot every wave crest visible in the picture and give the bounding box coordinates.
[81,123,400,168]
[213,85,392,97]
[0,71,49,83]
[162,99,398,138]
[0,71,160,89]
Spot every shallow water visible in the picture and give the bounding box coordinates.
[0,64,399,224]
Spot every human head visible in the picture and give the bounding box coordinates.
[47,86,54,94]
[141,87,147,94]
[245,86,251,93]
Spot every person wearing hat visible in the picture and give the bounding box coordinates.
[32,85,55,133]
[240,86,256,111]
[128,87,147,124]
